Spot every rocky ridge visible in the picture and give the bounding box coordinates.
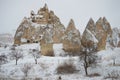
[82,17,113,51]
[14,4,120,56]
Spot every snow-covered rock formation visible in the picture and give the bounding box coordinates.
[14,4,65,45]
[14,4,120,56]
[81,18,98,50]
[14,4,65,56]
[81,17,113,51]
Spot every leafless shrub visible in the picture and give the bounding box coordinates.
[0,54,7,65]
[10,45,16,50]
[104,70,120,80]
[56,61,77,74]
[29,49,41,64]
[87,73,101,77]
[21,64,32,77]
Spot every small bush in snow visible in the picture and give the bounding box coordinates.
[0,54,7,65]
[104,70,120,80]
[88,73,101,77]
[56,61,76,74]
[10,45,16,50]
[4,45,8,48]
[34,77,42,80]
[21,64,32,77]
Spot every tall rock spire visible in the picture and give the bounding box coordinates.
[81,17,113,51]
[95,17,112,50]
[66,19,76,32]
[81,18,98,49]
[86,18,95,34]
[63,19,81,53]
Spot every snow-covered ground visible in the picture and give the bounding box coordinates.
[0,42,120,80]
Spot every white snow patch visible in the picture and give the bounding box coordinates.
[1,42,120,80]
[21,38,27,43]
[16,31,23,37]
[86,29,98,43]
[53,44,65,56]
[17,43,40,51]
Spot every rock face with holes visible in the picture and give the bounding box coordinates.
[14,4,65,56]
[14,4,65,45]
[14,4,120,56]
[62,19,81,53]
[81,17,113,51]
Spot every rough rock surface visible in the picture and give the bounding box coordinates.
[95,17,112,50]
[14,4,120,56]
[14,4,65,45]
[63,19,81,53]
[81,17,113,51]
[81,18,98,49]
[14,4,65,56]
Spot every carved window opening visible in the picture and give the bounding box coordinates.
[27,40,30,43]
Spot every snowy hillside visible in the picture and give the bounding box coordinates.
[0,42,120,80]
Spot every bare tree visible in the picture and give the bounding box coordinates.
[10,49,23,65]
[21,64,32,77]
[80,41,98,76]
[30,49,41,64]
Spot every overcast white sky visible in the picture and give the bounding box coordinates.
[0,0,120,34]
